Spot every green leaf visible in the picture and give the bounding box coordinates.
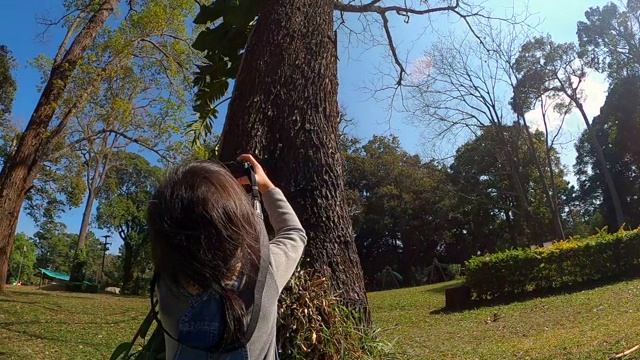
[110,342,133,360]
[139,311,155,339]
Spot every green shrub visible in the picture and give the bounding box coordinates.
[277,269,401,360]
[465,229,640,299]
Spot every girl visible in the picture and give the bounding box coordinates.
[147,154,307,359]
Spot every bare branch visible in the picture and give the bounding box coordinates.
[36,8,83,43]
[379,12,406,85]
[106,129,174,163]
[333,0,461,16]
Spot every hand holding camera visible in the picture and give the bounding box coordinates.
[225,154,275,194]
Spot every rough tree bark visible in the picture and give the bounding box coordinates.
[0,0,120,289]
[218,0,368,309]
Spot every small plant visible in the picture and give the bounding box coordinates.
[277,269,402,360]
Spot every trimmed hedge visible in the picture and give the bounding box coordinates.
[465,229,640,299]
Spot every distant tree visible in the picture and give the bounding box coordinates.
[408,27,539,241]
[0,0,121,290]
[577,0,640,80]
[0,45,16,124]
[23,0,195,282]
[344,135,453,287]
[31,221,102,276]
[33,221,76,273]
[101,253,123,288]
[7,233,37,284]
[95,152,161,293]
[0,45,18,169]
[574,75,640,230]
[513,35,625,230]
[449,125,568,250]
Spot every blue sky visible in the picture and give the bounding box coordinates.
[1,0,610,253]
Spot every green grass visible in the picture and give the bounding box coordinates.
[0,286,148,359]
[3,279,640,359]
[369,279,640,360]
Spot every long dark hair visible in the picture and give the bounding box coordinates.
[147,160,261,348]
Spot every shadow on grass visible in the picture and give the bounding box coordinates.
[0,326,105,347]
[430,276,640,315]
[424,280,463,294]
[0,318,135,327]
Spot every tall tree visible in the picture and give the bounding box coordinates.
[0,0,121,289]
[574,75,640,229]
[0,45,17,123]
[449,124,568,249]
[577,0,640,80]
[95,151,161,293]
[344,135,452,287]
[408,28,540,241]
[512,35,626,230]
[192,0,508,314]
[17,0,194,282]
[32,220,102,276]
[0,45,19,170]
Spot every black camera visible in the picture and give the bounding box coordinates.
[223,161,253,179]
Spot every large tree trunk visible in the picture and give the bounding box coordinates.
[0,0,119,289]
[218,0,368,310]
[576,103,625,229]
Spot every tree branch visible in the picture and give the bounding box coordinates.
[333,0,460,16]
[379,12,405,85]
[52,8,89,66]
[105,130,173,163]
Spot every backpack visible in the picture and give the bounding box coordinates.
[110,161,268,360]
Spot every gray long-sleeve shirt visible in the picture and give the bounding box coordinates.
[157,188,307,359]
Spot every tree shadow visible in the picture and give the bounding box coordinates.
[424,280,463,294]
[0,326,104,348]
[429,276,638,315]
[0,296,62,312]
[0,318,133,327]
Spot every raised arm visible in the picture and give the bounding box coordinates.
[262,188,307,292]
[236,154,307,292]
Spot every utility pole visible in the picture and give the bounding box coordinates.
[101,235,112,286]
[16,245,26,285]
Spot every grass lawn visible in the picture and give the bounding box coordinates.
[369,279,640,360]
[0,286,148,359]
[2,280,640,359]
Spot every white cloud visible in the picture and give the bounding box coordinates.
[407,56,433,85]
[524,72,609,133]
[579,72,609,123]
